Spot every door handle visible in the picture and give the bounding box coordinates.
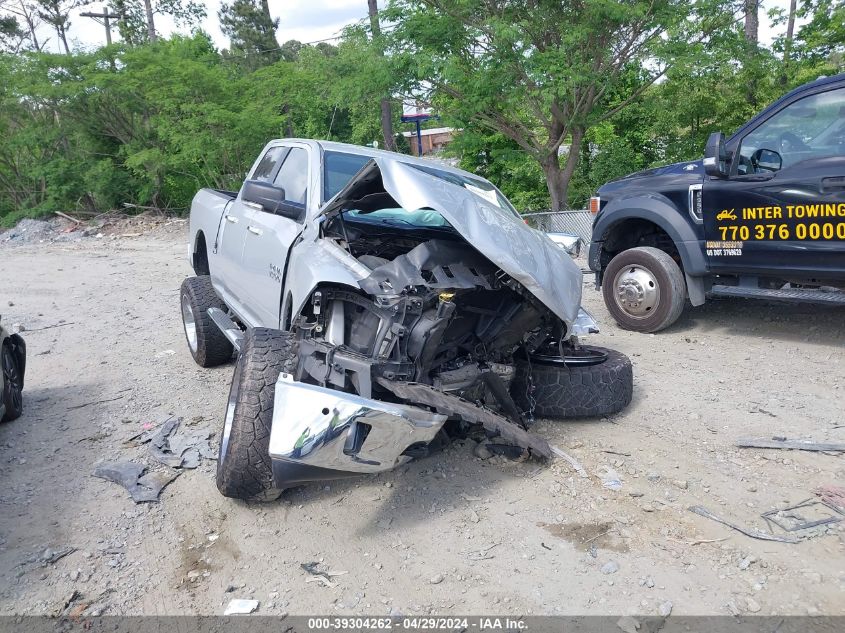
[247,226,263,236]
[225,214,238,223]
[821,176,845,193]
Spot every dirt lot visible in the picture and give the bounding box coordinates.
[1,222,844,617]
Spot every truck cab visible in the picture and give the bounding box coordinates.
[589,73,845,332]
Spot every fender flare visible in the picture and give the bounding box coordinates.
[592,194,708,277]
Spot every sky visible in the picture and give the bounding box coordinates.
[48,0,801,55]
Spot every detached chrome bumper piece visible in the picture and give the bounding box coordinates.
[268,374,447,487]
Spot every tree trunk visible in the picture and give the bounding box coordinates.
[58,25,69,54]
[19,1,41,50]
[783,0,797,64]
[744,0,758,45]
[541,126,584,212]
[143,0,156,42]
[367,0,397,152]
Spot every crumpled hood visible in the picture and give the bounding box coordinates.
[319,159,582,329]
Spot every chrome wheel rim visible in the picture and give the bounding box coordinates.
[181,294,197,353]
[219,358,242,464]
[612,265,660,319]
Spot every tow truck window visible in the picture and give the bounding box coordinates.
[737,87,845,174]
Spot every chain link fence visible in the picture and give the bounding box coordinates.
[523,210,594,246]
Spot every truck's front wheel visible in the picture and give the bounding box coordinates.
[602,246,685,333]
[216,328,299,501]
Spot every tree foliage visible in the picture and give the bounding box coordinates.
[0,0,842,226]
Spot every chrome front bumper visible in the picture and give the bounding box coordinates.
[268,374,447,487]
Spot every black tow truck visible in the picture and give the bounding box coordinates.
[588,73,845,332]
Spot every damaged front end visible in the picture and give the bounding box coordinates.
[269,158,591,487]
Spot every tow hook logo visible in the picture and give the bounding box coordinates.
[716,209,737,221]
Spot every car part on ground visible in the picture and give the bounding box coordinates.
[546,232,582,258]
[601,247,686,333]
[184,140,635,500]
[180,276,233,367]
[1,318,25,423]
[511,345,633,419]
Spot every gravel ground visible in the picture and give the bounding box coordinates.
[0,223,843,617]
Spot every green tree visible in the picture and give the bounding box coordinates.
[219,0,280,69]
[386,0,724,210]
[35,0,81,53]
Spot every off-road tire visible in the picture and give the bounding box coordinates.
[602,246,686,333]
[216,328,299,501]
[511,346,633,419]
[1,342,23,422]
[180,276,233,367]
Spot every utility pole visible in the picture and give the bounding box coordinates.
[80,6,120,46]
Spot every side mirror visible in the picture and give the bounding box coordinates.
[751,148,782,172]
[703,132,728,178]
[241,180,304,221]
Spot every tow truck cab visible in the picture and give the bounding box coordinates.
[588,73,845,333]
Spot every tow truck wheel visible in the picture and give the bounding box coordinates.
[180,276,233,367]
[216,328,299,501]
[511,345,633,419]
[602,247,685,333]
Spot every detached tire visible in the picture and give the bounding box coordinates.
[511,346,633,419]
[216,328,299,501]
[180,276,233,367]
[602,246,686,333]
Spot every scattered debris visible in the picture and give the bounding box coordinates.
[41,546,76,565]
[550,445,588,478]
[154,349,176,358]
[223,599,259,615]
[93,462,180,503]
[688,505,798,543]
[429,573,444,585]
[658,600,673,617]
[129,416,214,468]
[67,393,124,411]
[600,560,620,575]
[761,499,842,532]
[300,561,348,588]
[24,321,75,333]
[815,484,845,513]
[736,437,845,453]
[463,542,500,561]
[599,466,623,491]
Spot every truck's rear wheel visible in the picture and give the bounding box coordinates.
[216,328,299,501]
[602,246,685,333]
[511,345,633,419]
[180,276,233,367]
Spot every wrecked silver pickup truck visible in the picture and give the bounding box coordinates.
[181,140,633,500]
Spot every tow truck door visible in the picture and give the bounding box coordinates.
[702,85,845,278]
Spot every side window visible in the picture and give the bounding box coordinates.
[273,147,309,205]
[737,87,845,174]
[251,146,287,181]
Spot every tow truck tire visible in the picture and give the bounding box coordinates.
[216,328,299,501]
[511,346,633,419]
[602,247,686,333]
[180,276,233,367]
